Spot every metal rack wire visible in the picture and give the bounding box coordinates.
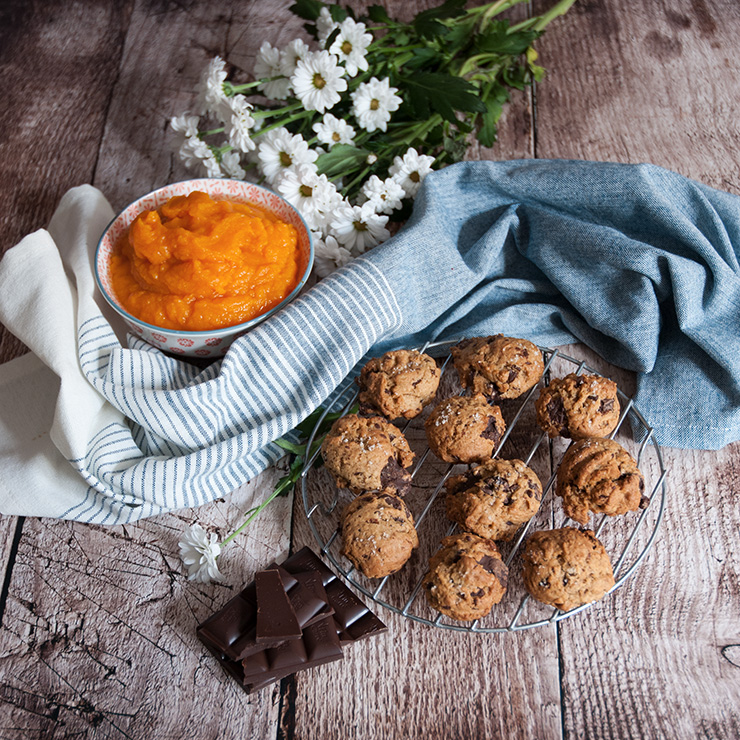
[300,339,668,632]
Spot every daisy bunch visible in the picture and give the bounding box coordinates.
[168,0,574,276]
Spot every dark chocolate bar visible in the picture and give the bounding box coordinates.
[276,547,387,644]
[197,565,333,661]
[255,569,301,643]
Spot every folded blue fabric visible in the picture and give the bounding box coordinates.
[37,159,740,522]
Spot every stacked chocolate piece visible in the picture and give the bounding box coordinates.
[197,547,387,693]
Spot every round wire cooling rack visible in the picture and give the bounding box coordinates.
[300,339,668,633]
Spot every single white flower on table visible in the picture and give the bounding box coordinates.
[254,41,292,100]
[329,17,372,77]
[196,56,230,120]
[316,7,339,45]
[221,150,246,179]
[361,175,405,214]
[280,38,311,78]
[313,113,356,149]
[256,127,318,184]
[313,233,354,277]
[350,76,402,133]
[226,95,256,153]
[178,523,224,583]
[291,50,347,114]
[330,201,390,255]
[277,164,338,231]
[389,147,436,197]
[170,114,200,140]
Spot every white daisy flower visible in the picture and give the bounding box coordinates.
[178,523,224,583]
[221,150,246,179]
[170,114,200,139]
[329,17,373,77]
[313,234,354,277]
[280,38,311,78]
[256,127,318,184]
[366,153,378,165]
[312,113,356,149]
[389,148,436,197]
[226,95,256,153]
[196,56,230,120]
[291,50,347,114]
[350,76,402,133]
[276,164,337,231]
[254,41,292,100]
[361,175,405,214]
[330,201,389,255]
[202,153,223,178]
[316,7,339,45]
[179,135,212,170]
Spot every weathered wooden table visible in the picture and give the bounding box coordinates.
[1,1,739,738]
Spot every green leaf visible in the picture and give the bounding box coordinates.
[324,26,341,51]
[413,0,467,39]
[289,0,325,22]
[404,47,441,71]
[366,5,392,24]
[316,145,369,179]
[477,85,509,148]
[403,72,486,123]
[527,46,546,82]
[329,4,348,22]
[442,16,477,57]
[273,438,306,455]
[476,21,541,56]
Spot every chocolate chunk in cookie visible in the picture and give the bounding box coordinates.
[535,373,620,439]
[556,437,645,524]
[521,527,615,611]
[451,335,544,400]
[445,458,543,541]
[358,349,441,420]
[425,394,506,464]
[321,414,414,495]
[422,532,507,621]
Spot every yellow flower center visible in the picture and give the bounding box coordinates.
[341,40,353,55]
[410,170,420,183]
[370,98,380,111]
[299,184,313,198]
[313,73,327,90]
[279,151,292,167]
[353,220,368,232]
[332,132,341,142]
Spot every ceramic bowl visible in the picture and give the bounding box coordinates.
[95,179,313,358]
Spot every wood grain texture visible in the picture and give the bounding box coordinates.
[0,470,293,739]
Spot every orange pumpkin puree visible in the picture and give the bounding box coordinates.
[110,191,301,331]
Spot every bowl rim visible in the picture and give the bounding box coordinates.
[94,178,315,338]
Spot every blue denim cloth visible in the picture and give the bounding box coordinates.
[364,159,740,449]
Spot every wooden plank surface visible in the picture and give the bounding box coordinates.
[0,0,739,738]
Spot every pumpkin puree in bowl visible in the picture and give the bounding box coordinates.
[110,190,300,331]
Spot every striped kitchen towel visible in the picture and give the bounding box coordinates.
[1,159,739,523]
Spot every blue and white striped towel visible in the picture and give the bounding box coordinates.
[1,160,739,523]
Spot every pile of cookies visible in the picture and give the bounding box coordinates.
[319,336,648,624]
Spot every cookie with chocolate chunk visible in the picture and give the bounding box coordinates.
[535,373,620,439]
[321,414,415,495]
[556,438,646,525]
[521,527,615,612]
[358,349,441,420]
[445,458,543,541]
[422,532,508,621]
[341,490,419,578]
[425,394,506,464]
[451,335,544,400]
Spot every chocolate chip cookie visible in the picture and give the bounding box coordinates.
[341,490,419,578]
[556,438,646,525]
[535,373,620,439]
[423,533,508,621]
[358,349,441,420]
[445,458,543,541]
[425,394,506,464]
[321,414,415,494]
[521,527,615,612]
[451,335,544,400]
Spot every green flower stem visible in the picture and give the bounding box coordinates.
[252,110,314,138]
[221,482,288,547]
[252,101,303,120]
[199,127,226,138]
[226,76,286,94]
[341,164,373,196]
